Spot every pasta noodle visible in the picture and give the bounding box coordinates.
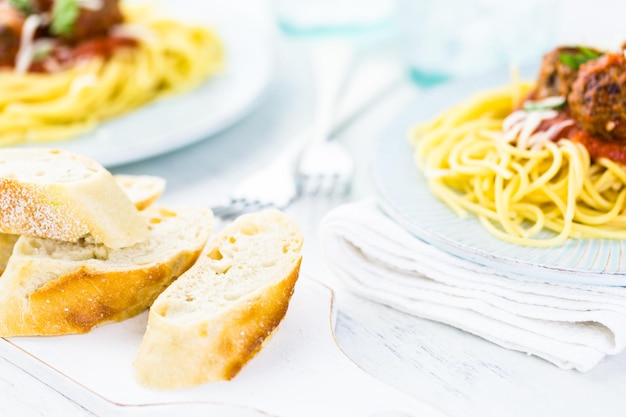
[0,4,223,145]
[411,82,626,247]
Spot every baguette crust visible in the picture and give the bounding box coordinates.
[0,148,148,249]
[135,209,303,389]
[0,206,214,336]
[2,260,196,335]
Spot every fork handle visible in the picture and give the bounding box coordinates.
[309,42,356,143]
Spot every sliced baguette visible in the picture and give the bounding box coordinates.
[0,174,167,276]
[0,148,148,249]
[0,205,214,336]
[134,209,303,389]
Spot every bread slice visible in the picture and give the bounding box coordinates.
[0,174,167,276]
[0,148,148,249]
[0,205,214,336]
[134,209,303,389]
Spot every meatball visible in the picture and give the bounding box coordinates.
[568,52,626,142]
[532,46,603,100]
[51,0,123,43]
[0,4,24,67]
[30,0,54,12]
[70,0,123,41]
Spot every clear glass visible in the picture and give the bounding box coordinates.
[271,0,396,36]
[396,0,558,86]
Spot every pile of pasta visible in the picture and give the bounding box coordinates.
[411,81,626,247]
[0,4,223,145]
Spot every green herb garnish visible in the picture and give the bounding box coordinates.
[50,0,79,37]
[32,42,54,62]
[8,0,33,14]
[558,47,603,70]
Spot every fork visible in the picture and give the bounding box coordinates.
[211,140,301,219]
[212,42,356,218]
[296,43,355,197]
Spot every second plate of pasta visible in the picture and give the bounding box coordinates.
[11,0,273,167]
[373,67,626,286]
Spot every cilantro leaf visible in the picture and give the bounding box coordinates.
[558,47,603,70]
[50,0,79,37]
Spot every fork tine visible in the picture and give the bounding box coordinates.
[211,199,262,219]
[295,138,354,198]
[333,175,352,196]
[297,171,353,198]
[319,174,339,195]
[212,195,296,219]
[211,203,243,219]
[298,174,321,197]
[326,174,351,196]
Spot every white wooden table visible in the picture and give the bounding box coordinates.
[2,1,626,416]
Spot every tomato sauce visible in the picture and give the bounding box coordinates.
[70,36,137,60]
[536,109,626,164]
[29,36,138,73]
[571,129,626,163]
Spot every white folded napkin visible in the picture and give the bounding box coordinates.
[319,199,626,371]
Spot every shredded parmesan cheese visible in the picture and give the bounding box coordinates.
[15,14,43,73]
[501,108,573,150]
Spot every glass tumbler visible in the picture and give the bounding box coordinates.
[396,0,557,86]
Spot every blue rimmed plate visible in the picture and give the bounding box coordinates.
[373,68,626,286]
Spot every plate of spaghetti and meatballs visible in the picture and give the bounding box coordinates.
[374,44,626,285]
[0,0,272,166]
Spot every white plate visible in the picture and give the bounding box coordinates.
[373,68,626,286]
[0,278,441,417]
[19,0,273,168]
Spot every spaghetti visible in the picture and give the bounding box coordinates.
[411,81,626,247]
[0,4,223,144]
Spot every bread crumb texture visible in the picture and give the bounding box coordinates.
[134,209,304,389]
[0,233,19,275]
